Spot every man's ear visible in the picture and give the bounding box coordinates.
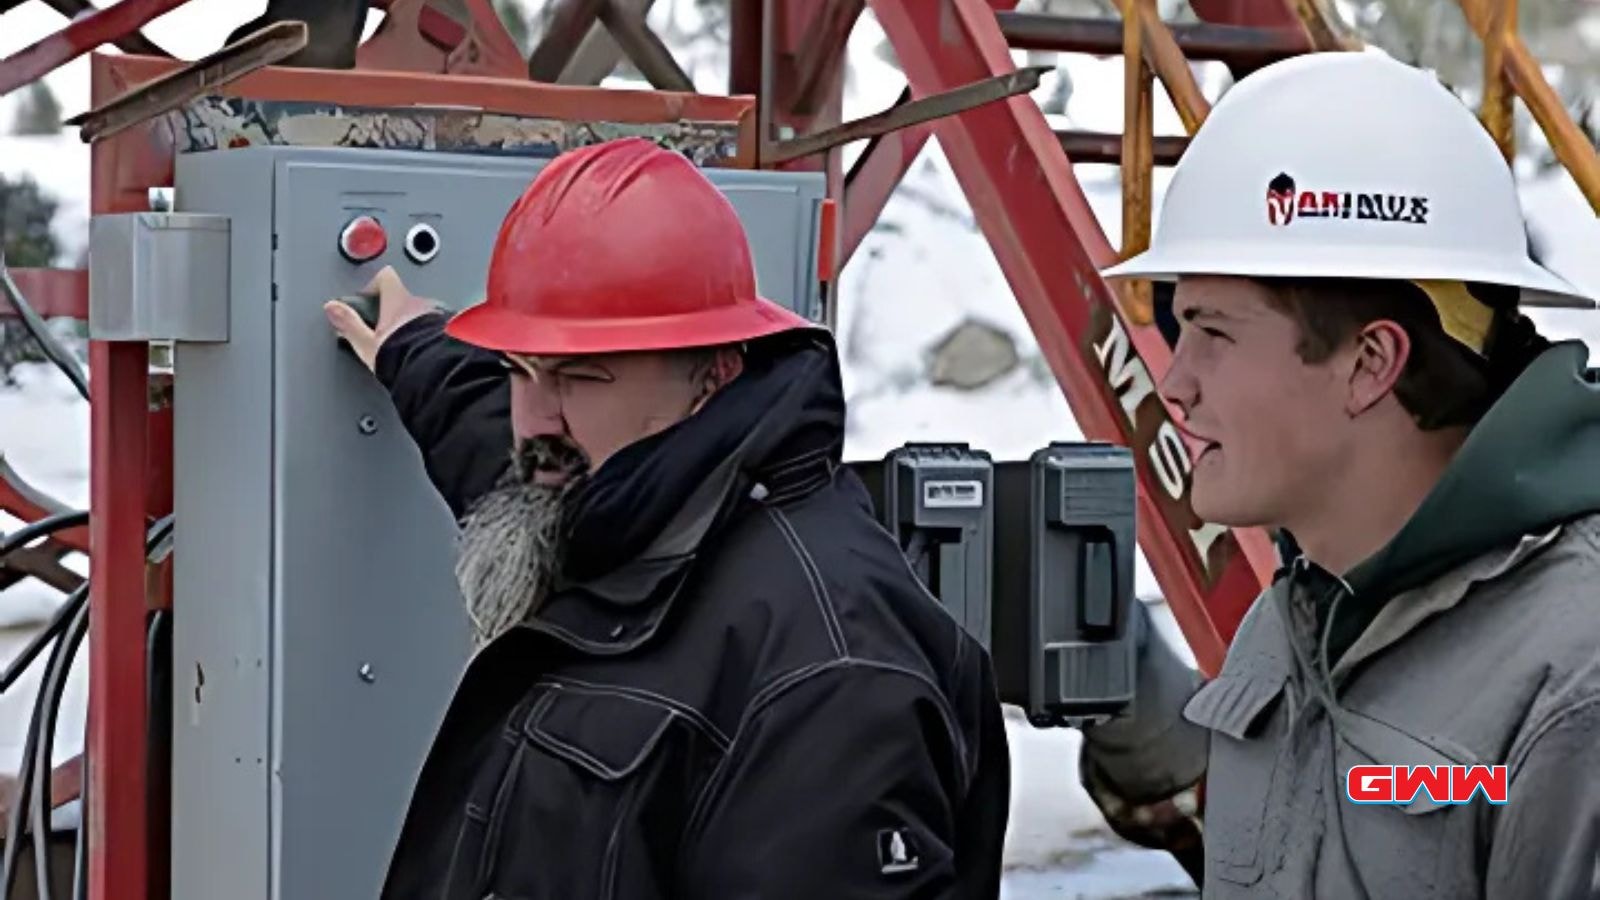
[685,348,746,417]
[707,347,745,390]
[1347,319,1410,417]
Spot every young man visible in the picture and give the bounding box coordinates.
[325,139,1010,899]
[1083,53,1600,897]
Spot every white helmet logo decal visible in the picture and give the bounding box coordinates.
[1264,172,1430,227]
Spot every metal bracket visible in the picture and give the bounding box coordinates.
[65,21,309,143]
[765,66,1048,165]
[89,213,231,343]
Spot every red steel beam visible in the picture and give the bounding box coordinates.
[37,0,172,57]
[1189,0,1303,29]
[729,0,763,95]
[1,269,88,319]
[370,0,470,49]
[88,60,154,900]
[870,0,1278,674]
[87,340,150,900]
[841,108,932,265]
[0,0,197,97]
[1058,128,1188,166]
[996,12,1308,74]
[765,0,845,191]
[787,0,863,115]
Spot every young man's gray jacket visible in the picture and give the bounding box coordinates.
[1081,342,1600,898]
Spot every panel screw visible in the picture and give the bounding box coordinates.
[358,415,378,435]
[358,663,376,683]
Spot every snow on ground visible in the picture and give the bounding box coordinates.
[0,361,89,781]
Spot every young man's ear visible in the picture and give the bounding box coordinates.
[1346,319,1411,417]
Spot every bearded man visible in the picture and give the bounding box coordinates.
[324,138,1011,900]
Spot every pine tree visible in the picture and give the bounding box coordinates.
[0,175,63,384]
[10,82,63,136]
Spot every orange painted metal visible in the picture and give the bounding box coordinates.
[1134,3,1211,134]
[1480,0,1515,162]
[1456,0,1600,212]
[1119,0,1156,326]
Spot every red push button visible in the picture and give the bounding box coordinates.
[339,216,388,263]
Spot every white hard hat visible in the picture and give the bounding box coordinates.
[1103,52,1594,310]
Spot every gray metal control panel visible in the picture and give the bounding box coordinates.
[164,145,825,900]
[993,443,1137,728]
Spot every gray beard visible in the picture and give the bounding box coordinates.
[455,437,588,649]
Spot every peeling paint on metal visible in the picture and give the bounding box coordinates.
[161,97,743,166]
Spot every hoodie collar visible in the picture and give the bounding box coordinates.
[524,331,844,654]
[1344,341,1600,601]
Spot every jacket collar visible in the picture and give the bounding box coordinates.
[1329,523,1565,682]
[520,333,845,655]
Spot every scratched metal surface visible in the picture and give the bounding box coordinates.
[161,96,743,166]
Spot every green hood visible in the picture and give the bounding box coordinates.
[1346,340,1600,601]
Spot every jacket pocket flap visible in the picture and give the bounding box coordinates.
[1333,711,1480,816]
[523,686,675,781]
[1182,673,1286,741]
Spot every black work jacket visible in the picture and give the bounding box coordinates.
[373,316,1011,900]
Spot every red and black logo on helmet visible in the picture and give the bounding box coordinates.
[1266,173,1298,226]
[1264,172,1430,227]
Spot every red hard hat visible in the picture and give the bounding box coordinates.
[446,138,814,356]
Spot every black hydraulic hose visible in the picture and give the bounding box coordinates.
[0,254,90,403]
[0,585,85,695]
[139,608,171,900]
[29,597,87,900]
[0,511,94,731]
[71,752,86,900]
[0,514,174,898]
[0,510,89,562]
[0,593,78,897]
